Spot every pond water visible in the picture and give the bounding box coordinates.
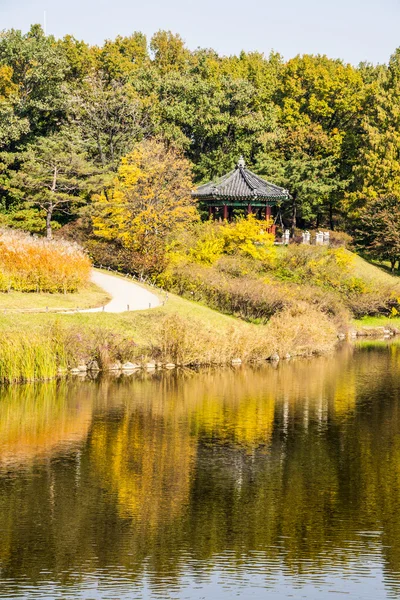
[0,343,400,599]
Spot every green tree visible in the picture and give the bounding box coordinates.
[13,130,99,238]
[0,25,70,138]
[71,75,148,170]
[258,54,365,230]
[356,195,400,271]
[150,31,189,74]
[99,32,149,81]
[345,49,400,221]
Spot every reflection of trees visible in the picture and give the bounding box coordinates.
[2,345,400,596]
[89,409,196,526]
[0,380,95,468]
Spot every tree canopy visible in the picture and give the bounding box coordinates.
[1,24,400,253]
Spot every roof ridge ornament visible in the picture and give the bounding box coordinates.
[237,155,245,168]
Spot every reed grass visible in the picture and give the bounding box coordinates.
[0,299,339,384]
[0,228,91,293]
[0,333,57,383]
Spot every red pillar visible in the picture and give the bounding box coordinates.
[247,204,252,215]
[265,205,272,220]
[223,204,228,220]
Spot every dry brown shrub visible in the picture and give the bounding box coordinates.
[267,304,338,357]
[153,314,273,365]
[345,288,395,318]
[160,263,286,322]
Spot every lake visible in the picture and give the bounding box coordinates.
[0,342,400,599]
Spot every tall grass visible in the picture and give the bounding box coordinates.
[0,306,340,383]
[0,333,57,383]
[0,228,91,293]
[0,321,138,384]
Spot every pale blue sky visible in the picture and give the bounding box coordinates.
[1,0,399,65]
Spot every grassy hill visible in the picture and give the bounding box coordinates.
[0,282,111,312]
[1,245,400,383]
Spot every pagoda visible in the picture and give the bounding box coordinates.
[192,157,290,225]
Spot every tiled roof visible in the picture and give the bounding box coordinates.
[192,157,290,202]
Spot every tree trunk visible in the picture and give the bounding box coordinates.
[391,258,396,272]
[97,136,106,168]
[46,204,53,239]
[291,194,297,236]
[329,202,334,230]
[46,166,57,239]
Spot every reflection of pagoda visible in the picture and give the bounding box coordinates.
[192,157,290,227]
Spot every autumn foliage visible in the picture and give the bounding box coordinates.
[92,139,198,273]
[0,228,91,293]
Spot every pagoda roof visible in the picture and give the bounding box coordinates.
[192,157,290,203]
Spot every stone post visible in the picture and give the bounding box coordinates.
[283,229,290,245]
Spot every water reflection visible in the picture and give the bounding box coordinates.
[1,344,400,598]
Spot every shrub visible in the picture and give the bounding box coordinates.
[220,215,277,264]
[275,245,360,292]
[159,263,286,322]
[0,228,91,293]
[0,321,138,383]
[267,304,338,357]
[152,314,273,365]
[328,230,353,248]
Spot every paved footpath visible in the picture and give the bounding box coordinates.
[84,270,161,313]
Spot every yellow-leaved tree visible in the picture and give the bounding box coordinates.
[92,139,198,273]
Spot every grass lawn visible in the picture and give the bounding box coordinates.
[0,282,111,312]
[0,265,252,346]
[353,315,400,329]
[0,286,262,341]
[351,253,400,290]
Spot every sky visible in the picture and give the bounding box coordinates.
[1,0,399,65]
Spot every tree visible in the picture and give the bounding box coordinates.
[150,31,189,74]
[98,32,149,81]
[258,54,365,230]
[0,25,70,138]
[257,125,345,232]
[13,130,99,238]
[356,196,400,271]
[0,65,29,148]
[345,49,400,221]
[71,75,148,170]
[92,139,197,274]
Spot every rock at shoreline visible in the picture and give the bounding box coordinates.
[165,363,176,369]
[87,360,100,371]
[109,362,122,371]
[270,353,280,362]
[122,361,140,371]
[146,362,156,370]
[231,358,242,365]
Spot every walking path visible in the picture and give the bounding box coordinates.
[83,270,161,313]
